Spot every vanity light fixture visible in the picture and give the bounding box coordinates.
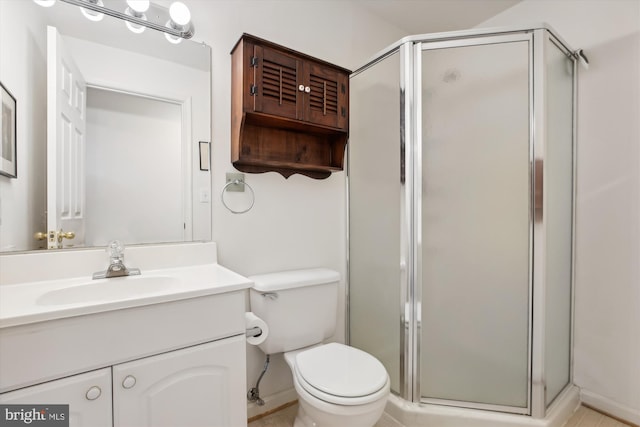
[124,0,150,34]
[33,0,195,42]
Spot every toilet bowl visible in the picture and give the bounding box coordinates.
[284,343,390,427]
[248,268,390,427]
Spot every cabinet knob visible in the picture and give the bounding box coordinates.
[304,86,311,93]
[122,375,137,389]
[86,386,102,401]
[298,84,305,92]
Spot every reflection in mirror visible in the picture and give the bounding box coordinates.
[86,88,186,247]
[0,0,211,252]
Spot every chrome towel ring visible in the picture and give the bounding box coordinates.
[221,179,255,214]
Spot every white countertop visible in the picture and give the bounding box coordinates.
[0,263,253,328]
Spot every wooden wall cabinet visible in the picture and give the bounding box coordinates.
[231,34,350,179]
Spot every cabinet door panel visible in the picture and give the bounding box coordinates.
[113,335,246,427]
[0,368,112,427]
[254,45,301,120]
[304,61,348,129]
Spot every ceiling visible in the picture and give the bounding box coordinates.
[351,0,522,35]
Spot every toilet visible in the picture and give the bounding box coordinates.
[249,268,390,427]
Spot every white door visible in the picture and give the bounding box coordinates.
[0,368,112,427]
[113,336,247,427]
[46,26,86,249]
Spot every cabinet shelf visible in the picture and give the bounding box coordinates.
[235,116,347,179]
[231,34,350,179]
[243,111,348,135]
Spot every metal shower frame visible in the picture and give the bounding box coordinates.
[346,24,579,418]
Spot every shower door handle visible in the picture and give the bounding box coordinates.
[404,303,411,330]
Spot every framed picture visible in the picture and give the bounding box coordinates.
[1,82,17,178]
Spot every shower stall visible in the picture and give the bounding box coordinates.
[348,25,578,424]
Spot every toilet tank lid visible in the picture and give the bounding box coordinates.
[249,268,340,292]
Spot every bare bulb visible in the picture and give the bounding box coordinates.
[33,0,57,7]
[126,0,149,13]
[169,2,191,26]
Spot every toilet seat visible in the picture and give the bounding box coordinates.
[293,343,389,406]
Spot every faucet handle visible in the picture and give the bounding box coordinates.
[107,240,124,259]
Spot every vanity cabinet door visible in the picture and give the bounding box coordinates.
[113,335,247,427]
[0,368,112,427]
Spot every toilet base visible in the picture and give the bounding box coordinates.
[293,392,387,427]
[292,404,313,427]
[284,345,390,427]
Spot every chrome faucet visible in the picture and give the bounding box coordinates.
[92,240,141,279]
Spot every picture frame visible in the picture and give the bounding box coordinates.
[1,82,17,178]
[199,141,210,171]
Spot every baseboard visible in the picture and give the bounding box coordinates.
[246,388,298,420]
[580,389,640,426]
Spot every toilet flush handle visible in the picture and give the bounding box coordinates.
[261,292,278,300]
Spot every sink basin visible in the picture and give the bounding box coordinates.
[36,276,180,306]
[1,261,253,329]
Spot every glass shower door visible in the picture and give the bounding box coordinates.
[418,36,532,411]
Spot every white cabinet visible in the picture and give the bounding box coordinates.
[113,335,247,427]
[0,272,249,426]
[0,336,247,427]
[0,368,112,427]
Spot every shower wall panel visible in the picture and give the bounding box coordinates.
[543,35,574,407]
[349,51,402,394]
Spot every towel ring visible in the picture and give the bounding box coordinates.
[221,179,255,214]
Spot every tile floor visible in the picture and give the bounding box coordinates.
[565,406,633,427]
[248,403,633,427]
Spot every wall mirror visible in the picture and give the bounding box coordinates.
[0,0,211,252]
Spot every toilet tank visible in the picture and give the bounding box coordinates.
[249,268,340,355]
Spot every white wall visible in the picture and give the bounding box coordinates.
[182,0,408,415]
[85,89,183,246]
[480,2,640,424]
[0,1,47,251]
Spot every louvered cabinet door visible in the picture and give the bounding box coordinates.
[303,61,349,130]
[253,45,302,120]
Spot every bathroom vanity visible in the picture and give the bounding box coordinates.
[0,243,252,427]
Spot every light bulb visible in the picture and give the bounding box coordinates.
[169,2,191,26]
[33,0,56,7]
[80,0,105,22]
[165,31,183,45]
[125,19,146,34]
[126,0,149,13]
[124,1,148,34]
